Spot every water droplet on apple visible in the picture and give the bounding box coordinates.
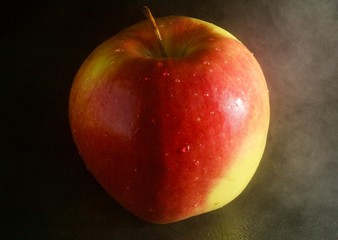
[210,111,215,115]
[203,93,209,97]
[114,48,125,53]
[162,72,170,77]
[194,160,200,165]
[215,48,221,52]
[203,61,210,65]
[174,78,181,83]
[235,98,243,109]
[180,144,191,153]
[196,116,201,122]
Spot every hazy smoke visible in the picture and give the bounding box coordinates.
[255,0,338,198]
[234,0,338,236]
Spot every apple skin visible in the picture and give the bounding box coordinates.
[69,16,269,224]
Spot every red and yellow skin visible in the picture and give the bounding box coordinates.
[69,16,270,224]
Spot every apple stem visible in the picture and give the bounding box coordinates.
[143,6,168,58]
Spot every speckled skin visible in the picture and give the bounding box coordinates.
[69,16,269,223]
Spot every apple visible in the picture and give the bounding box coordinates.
[69,7,269,224]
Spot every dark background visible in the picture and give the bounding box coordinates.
[2,0,338,239]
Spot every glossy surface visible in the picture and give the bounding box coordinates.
[69,16,269,223]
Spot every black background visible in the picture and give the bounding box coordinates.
[2,0,338,239]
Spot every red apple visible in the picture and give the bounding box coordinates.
[69,10,269,224]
